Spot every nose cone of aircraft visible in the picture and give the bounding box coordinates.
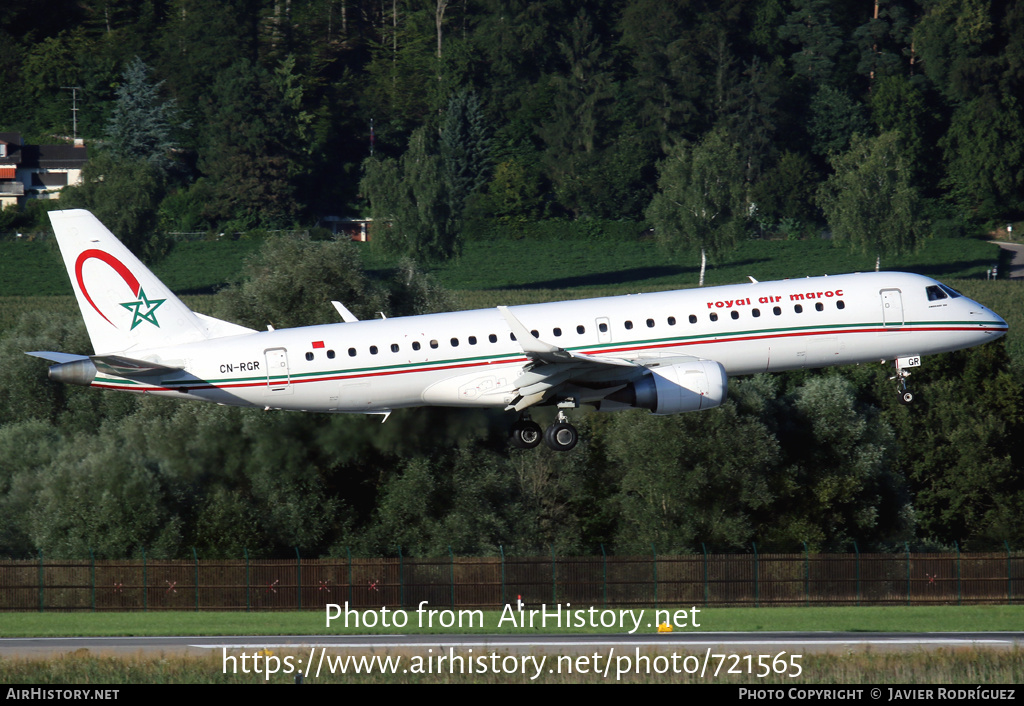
[967,297,1008,339]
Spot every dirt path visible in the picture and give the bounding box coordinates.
[990,241,1024,278]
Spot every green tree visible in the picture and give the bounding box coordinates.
[360,127,459,261]
[105,57,182,171]
[440,87,492,219]
[750,150,819,225]
[889,345,1024,547]
[761,374,903,550]
[913,0,995,102]
[215,237,385,330]
[645,128,746,286]
[59,151,165,257]
[853,0,915,81]
[817,131,924,255]
[870,76,934,181]
[808,85,869,157]
[940,94,1024,218]
[779,0,843,84]
[537,9,616,217]
[606,405,779,553]
[198,57,309,229]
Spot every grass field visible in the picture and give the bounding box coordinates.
[0,231,1004,298]
[1,648,1022,684]
[1,607,1023,684]
[2,606,1023,684]
[2,605,1023,637]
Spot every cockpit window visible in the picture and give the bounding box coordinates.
[926,285,948,301]
[939,284,963,298]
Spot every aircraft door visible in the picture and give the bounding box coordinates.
[596,317,612,344]
[264,348,292,393]
[880,289,904,327]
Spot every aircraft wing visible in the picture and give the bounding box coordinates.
[497,306,703,411]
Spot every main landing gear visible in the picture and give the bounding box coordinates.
[509,411,579,452]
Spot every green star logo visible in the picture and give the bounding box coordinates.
[120,288,166,330]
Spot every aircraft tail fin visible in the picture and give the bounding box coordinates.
[48,209,254,355]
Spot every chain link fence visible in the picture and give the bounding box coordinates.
[2,547,1020,612]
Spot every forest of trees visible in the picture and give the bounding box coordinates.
[1,0,1023,250]
[1,1,1024,559]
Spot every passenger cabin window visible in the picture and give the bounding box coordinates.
[348,348,356,357]
[624,321,633,330]
[305,352,314,361]
[327,350,335,359]
[553,328,562,337]
[489,334,497,343]
[391,344,400,352]
[689,315,697,324]
[469,336,477,345]
[837,301,845,309]
[815,302,824,311]
[450,337,459,347]
[752,309,760,317]
[667,317,676,326]
[412,341,421,351]
[731,311,739,319]
[599,323,608,333]
[710,313,718,322]
[577,325,585,334]
[370,345,379,355]
[430,340,439,349]
[773,307,782,315]
[794,304,803,313]
[646,318,655,328]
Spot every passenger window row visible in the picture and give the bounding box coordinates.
[303,299,847,360]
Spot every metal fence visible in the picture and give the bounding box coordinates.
[2,549,1021,612]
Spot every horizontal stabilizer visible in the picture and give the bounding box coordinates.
[90,355,183,377]
[26,351,90,365]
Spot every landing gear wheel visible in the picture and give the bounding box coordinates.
[509,419,542,449]
[898,390,915,405]
[543,421,578,452]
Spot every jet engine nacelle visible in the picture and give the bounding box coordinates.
[605,360,727,415]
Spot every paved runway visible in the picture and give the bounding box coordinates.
[991,241,1024,278]
[1,632,1020,658]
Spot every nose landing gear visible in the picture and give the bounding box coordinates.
[890,361,916,405]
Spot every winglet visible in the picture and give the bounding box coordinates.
[331,301,359,323]
[497,305,639,368]
[497,306,572,362]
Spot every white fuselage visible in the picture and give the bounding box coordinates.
[91,272,1007,413]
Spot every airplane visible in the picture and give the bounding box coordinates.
[28,209,1008,452]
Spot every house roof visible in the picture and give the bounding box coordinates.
[0,132,23,165]
[20,144,88,169]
